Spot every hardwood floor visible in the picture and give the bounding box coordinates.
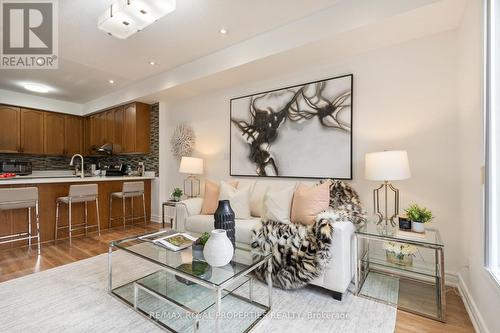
[395,289,475,333]
[0,223,161,283]
[0,223,476,333]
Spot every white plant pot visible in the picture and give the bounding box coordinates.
[203,229,234,267]
[411,221,425,233]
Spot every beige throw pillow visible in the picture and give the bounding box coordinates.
[262,184,296,223]
[291,182,331,225]
[200,180,238,215]
[219,181,252,219]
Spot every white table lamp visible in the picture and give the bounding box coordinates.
[179,157,203,197]
[365,150,411,226]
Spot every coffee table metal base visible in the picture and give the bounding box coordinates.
[108,245,272,333]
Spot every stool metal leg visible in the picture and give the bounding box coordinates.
[108,196,113,229]
[35,202,40,255]
[55,201,60,241]
[68,199,72,245]
[122,197,126,228]
[95,198,101,236]
[84,201,88,236]
[142,193,147,225]
[28,207,32,249]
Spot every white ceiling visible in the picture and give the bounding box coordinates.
[0,0,340,103]
[81,0,466,114]
[155,0,466,103]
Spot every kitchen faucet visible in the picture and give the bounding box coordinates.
[70,154,85,179]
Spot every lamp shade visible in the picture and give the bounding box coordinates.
[365,150,411,181]
[179,157,204,175]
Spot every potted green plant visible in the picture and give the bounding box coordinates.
[171,187,183,202]
[404,203,433,233]
[192,232,210,260]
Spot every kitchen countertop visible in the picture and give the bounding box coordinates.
[0,172,155,185]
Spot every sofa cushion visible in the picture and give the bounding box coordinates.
[291,182,330,225]
[234,218,263,245]
[219,181,252,218]
[262,184,295,223]
[185,215,214,235]
[185,215,261,245]
[200,180,238,215]
[250,180,297,217]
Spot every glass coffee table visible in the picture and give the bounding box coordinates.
[108,230,272,333]
[354,223,445,322]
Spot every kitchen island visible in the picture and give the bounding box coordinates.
[0,174,155,250]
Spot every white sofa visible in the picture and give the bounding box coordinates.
[175,179,356,300]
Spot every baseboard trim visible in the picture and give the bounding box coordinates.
[150,214,161,223]
[456,273,490,333]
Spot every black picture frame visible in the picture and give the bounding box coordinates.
[229,73,353,180]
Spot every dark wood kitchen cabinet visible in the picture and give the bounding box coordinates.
[105,109,114,145]
[113,106,124,153]
[0,105,21,153]
[0,101,150,157]
[83,116,92,156]
[65,115,83,155]
[89,112,105,149]
[122,102,150,154]
[44,112,65,155]
[20,108,44,154]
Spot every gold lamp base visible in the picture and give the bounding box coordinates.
[184,175,200,198]
[373,181,400,227]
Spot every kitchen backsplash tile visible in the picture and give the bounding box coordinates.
[0,103,159,176]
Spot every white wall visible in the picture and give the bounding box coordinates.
[458,0,500,332]
[161,31,465,273]
[0,89,83,115]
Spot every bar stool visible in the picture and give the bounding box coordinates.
[55,184,101,243]
[109,181,147,228]
[0,187,40,255]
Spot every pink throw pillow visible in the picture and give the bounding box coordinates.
[291,182,330,225]
[200,180,238,215]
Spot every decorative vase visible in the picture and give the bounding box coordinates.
[411,221,425,233]
[386,251,413,266]
[203,229,234,267]
[214,200,235,248]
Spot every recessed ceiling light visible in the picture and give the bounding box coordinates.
[219,28,228,35]
[109,80,115,84]
[23,83,49,93]
[148,61,156,66]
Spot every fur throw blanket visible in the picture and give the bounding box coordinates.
[323,179,367,226]
[251,180,366,289]
[251,212,337,289]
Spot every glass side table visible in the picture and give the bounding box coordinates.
[354,223,445,322]
[162,201,184,229]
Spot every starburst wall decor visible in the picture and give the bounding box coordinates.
[170,123,195,160]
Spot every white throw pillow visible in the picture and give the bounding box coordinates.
[262,184,296,223]
[219,181,252,219]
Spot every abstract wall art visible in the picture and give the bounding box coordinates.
[230,74,353,179]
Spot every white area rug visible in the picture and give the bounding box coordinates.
[0,252,396,333]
